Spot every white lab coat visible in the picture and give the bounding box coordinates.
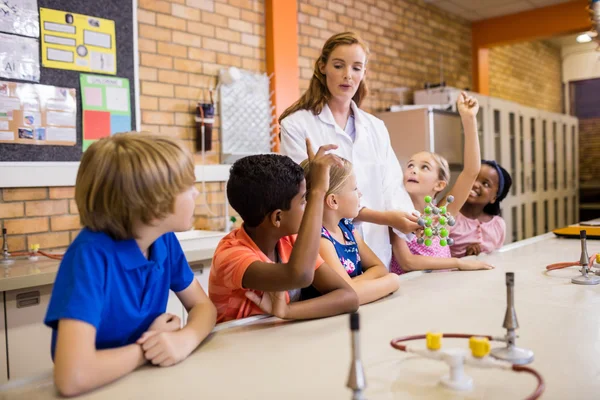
[280,101,415,268]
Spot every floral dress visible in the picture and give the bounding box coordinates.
[321,219,363,278]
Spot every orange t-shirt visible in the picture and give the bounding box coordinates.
[209,227,324,323]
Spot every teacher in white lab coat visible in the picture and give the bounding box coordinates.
[279,31,418,269]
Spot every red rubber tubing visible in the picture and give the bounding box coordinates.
[513,365,545,400]
[390,334,545,400]
[546,253,597,271]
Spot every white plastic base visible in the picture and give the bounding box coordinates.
[441,374,473,391]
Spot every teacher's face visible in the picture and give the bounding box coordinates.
[320,44,366,103]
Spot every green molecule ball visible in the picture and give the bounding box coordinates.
[440,239,447,246]
[424,195,432,204]
[425,238,433,246]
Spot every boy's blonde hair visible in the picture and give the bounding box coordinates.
[75,132,195,240]
[300,157,354,196]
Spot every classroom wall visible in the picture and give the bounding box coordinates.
[297,0,473,112]
[0,0,264,251]
[489,40,563,113]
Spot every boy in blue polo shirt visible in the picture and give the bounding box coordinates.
[44,133,217,396]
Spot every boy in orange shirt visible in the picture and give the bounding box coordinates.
[209,144,359,322]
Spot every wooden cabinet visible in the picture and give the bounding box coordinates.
[4,285,53,380]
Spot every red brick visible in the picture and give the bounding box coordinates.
[216,27,241,43]
[142,111,175,125]
[189,48,217,62]
[69,200,78,215]
[4,217,49,234]
[228,18,253,33]
[139,66,158,81]
[172,4,201,20]
[25,200,68,216]
[242,58,261,71]
[186,0,214,11]
[215,3,241,18]
[189,73,214,87]
[6,236,26,252]
[241,33,260,47]
[203,37,228,51]
[175,112,195,127]
[141,53,173,69]
[159,70,189,84]
[51,215,81,231]
[241,10,262,24]
[157,14,187,31]
[328,2,346,13]
[157,42,188,58]
[142,81,174,97]
[159,98,191,112]
[140,95,159,110]
[300,4,319,16]
[137,9,156,25]
[173,31,202,48]
[27,232,70,250]
[138,38,157,53]
[0,202,24,218]
[139,0,171,14]
[201,11,228,28]
[3,188,47,201]
[229,43,255,58]
[217,53,242,67]
[49,187,74,199]
[309,16,328,29]
[175,86,203,100]
[139,24,172,42]
[174,58,204,73]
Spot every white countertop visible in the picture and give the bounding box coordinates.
[0,230,226,292]
[2,230,599,399]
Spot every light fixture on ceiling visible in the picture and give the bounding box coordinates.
[576,33,592,43]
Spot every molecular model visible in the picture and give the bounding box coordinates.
[416,195,456,247]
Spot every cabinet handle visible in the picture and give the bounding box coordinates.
[16,291,40,308]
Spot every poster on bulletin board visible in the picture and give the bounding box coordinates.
[0,80,77,145]
[0,33,40,81]
[40,8,116,75]
[0,0,40,37]
[80,74,131,151]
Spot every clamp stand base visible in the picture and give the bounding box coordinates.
[491,346,534,365]
[440,374,473,391]
[0,259,14,266]
[572,274,600,285]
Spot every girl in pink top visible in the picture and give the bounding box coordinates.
[390,92,494,274]
[449,160,512,257]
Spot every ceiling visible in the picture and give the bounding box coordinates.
[424,0,574,21]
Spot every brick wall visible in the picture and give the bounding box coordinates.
[579,118,600,186]
[0,0,263,251]
[489,40,563,113]
[297,0,473,113]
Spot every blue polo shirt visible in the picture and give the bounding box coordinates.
[44,228,194,358]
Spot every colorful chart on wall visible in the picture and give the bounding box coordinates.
[0,80,77,146]
[80,74,131,151]
[40,8,116,75]
[0,33,40,82]
[0,0,39,37]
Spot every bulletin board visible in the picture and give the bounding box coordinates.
[0,0,135,161]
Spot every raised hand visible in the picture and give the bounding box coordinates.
[305,138,343,194]
[457,91,479,118]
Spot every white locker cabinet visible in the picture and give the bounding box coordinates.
[5,285,53,380]
[414,88,580,243]
[0,293,7,384]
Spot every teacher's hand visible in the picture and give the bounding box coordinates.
[386,210,421,235]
